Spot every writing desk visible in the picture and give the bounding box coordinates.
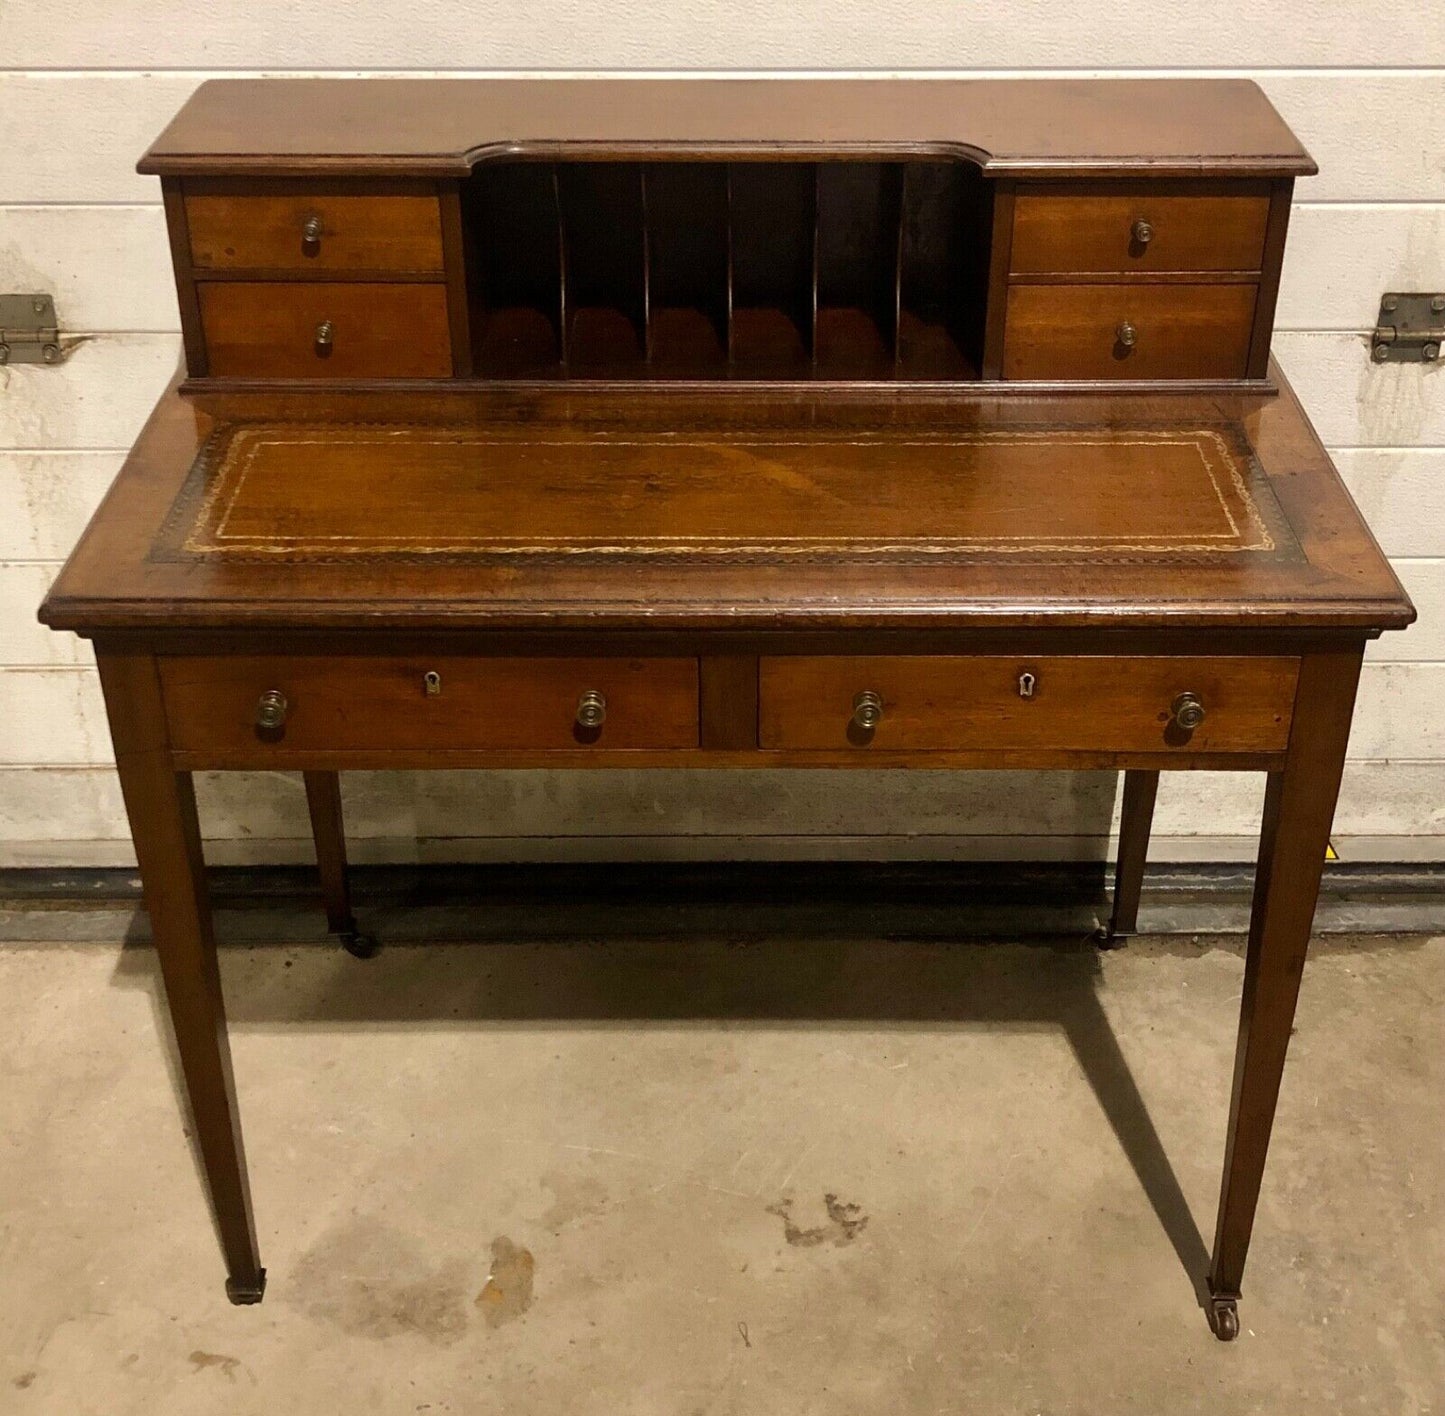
[39,78,1414,1339]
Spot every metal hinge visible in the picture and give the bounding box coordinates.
[0,293,64,366]
[1372,292,1444,364]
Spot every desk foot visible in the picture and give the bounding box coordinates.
[337,921,379,959]
[1092,922,1132,950]
[1207,1291,1240,1341]
[225,1269,267,1305]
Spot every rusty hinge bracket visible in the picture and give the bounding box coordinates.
[0,293,66,366]
[1372,292,1444,364]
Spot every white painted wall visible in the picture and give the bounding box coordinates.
[2,5,1443,866]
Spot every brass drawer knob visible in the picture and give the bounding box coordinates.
[314,320,334,352]
[301,214,323,250]
[852,689,884,731]
[1170,692,1206,732]
[575,689,607,730]
[1116,320,1138,349]
[1131,218,1154,246]
[254,688,288,734]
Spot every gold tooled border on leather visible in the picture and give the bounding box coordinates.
[151,420,1302,568]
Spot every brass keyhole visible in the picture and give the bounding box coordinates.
[423,670,442,697]
[1018,671,1037,699]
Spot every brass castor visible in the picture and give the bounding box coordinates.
[1208,1295,1240,1341]
[339,926,379,959]
[1092,921,1130,950]
[224,1269,267,1305]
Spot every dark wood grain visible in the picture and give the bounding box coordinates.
[437,181,474,377]
[97,651,265,1302]
[185,184,444,272]
[198,282,452,379]
[1246,179,1295,381]
[758,655,1298,754]
[39,374,1415,636]
[161,178,209,377]
[1002,282,1257,380]
[1010,182,1270,274]
[1108,769,1160,940]
[137,79,1317,179]
[158,654,701,754]
[1208,648,1363,1312]
[303,770,354,934]
[700,656,759,749]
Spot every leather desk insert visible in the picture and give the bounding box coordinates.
[760,655,1298,754]
[159,420,1287,564]
[38,79,1418,1340]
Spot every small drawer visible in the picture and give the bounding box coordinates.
[160,656,701,756]
[1002,282,1257,381]
[1010,184,1271,274]
[198,282,452,379]
[759,656,1298,754]
[185,189,445,273]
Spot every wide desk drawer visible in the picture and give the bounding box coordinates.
[159,656,701,753]
[198,282,452,379]
[1010,184,1271,274]
[185,188,445,273]
[1002,282,1257,381]
[759,656,1298,754]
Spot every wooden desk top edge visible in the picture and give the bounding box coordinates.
[137,77,1317,180]
[38,362,1415,640]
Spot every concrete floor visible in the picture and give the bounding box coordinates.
[0,929,1441,1414]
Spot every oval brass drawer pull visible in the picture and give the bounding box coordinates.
[1131,218,1154,246]
[314,319,334,353]
[852,689,884,731]
[301,214,323,251]
[1171,691,1206,731]
[575,689,607,730]
[1116,320,1138,349]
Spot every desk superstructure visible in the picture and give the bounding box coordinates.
[40,79,1413,1339]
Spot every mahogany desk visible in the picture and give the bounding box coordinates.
[39,78,1414,1340]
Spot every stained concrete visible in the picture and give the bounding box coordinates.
[0,929,1441,1414]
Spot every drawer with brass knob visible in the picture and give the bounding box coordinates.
[184,185,446,273]
[1010,183,1271,274]
[197,282,452,378]
[758,656,1298,754]
[1002,282,1258,381]
[157,656,700,760]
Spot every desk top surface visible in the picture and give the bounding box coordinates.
[41,369,1413,640]
[138,78,1315,179]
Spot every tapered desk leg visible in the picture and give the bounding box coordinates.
[302,771,375,956]
[1104,769,1159,944]
[98,654,265,1303]
[1205,649,1361,1340]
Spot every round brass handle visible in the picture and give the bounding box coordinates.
[575,690,607,730]
[254,688,288,732]
[1116,320,1138,349]
[1171,692,1206,732]
[1131,218,1154,246]
[301,215,323,248]
[852,690,884,731]
[314,320,334,351]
